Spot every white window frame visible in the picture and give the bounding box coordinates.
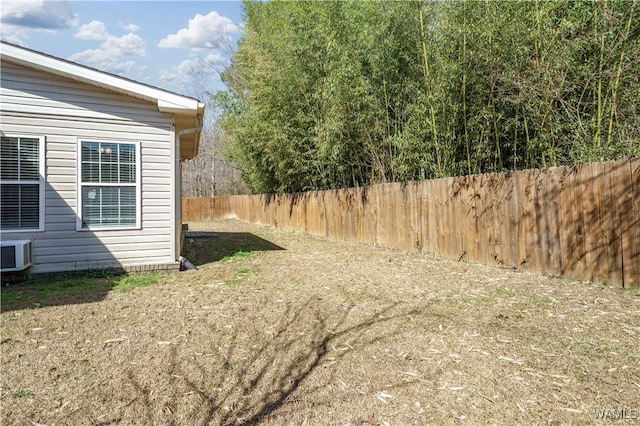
[76,139,141,231]
[0,134,46,234]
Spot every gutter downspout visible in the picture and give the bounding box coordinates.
[176,109,204,139]
[177,126,202,137]
[179,256,197,270]
[177,120,203,160]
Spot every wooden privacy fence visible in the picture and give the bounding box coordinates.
[183,159,639,288]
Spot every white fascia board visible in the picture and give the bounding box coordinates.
[158,99,206,115]
[1,42,201,115]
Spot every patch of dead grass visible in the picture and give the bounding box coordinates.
[1,219,638,425]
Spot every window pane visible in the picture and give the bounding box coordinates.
[120,187,136,204]
[19,138,39,180]
[82,187,101,226]
[19,185,39,228]
[0,137,19,180]
[82,142,100,163]
[101,163,119,183]
[119,164,135,183]
[82,186,136,227]
[120,205,136,223]
[102,205,120,224]
[119,144,135,164]
[0,183,39,230]
[81,142,100,183]
[82,206,101,226]
[82,162,100,183]
[0,184,19,228]
[118,144,135,183]
[101,143,118,158]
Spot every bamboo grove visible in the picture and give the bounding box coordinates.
[214,0,639,193]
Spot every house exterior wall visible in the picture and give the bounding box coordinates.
[0,61,179,273]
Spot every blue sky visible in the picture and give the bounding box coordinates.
[0,1,245,97]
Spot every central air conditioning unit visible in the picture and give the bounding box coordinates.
[0,240,33,272]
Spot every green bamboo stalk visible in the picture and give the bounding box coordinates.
[494,114,502,170]
[382,77,393,179]
[463,0,471,175]
[419,7,443,177]
[534,0,541,69]
[383,78,391,136]
[592,0,611,157]
[513,110,518,170]
[524,116,531,167]
[606,0,636,148]
[594,34,605,153]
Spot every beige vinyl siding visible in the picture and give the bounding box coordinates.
[1,61,178,273]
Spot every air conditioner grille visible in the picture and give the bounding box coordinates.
[23,241,32,264]
[1,245,16,269]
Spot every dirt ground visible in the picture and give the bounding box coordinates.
[1,219,639,425]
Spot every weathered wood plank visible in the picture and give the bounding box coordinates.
[506,173,519,268]
[577,165,596,281]
[514,171,527,268]
[606,162,624,286]
[628,158,640,288]
[426,179,436,255]
[559,167,575,277]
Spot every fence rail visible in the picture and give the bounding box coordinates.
[183,159,639,288]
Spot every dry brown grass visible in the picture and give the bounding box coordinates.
[1,219,639,425]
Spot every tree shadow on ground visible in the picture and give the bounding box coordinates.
[182,232,285,266]
[123,298,429,425]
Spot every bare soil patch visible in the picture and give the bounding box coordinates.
[2,220,639,425]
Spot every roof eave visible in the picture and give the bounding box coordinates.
[1,41,203,117]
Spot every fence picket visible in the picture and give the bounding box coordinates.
[628,158,640,288]
[607,162,624,285]
[619,161,635,288]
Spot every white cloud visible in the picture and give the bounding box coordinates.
[159,58,199,82]
[159,53,229,83]
[201,52,228,70]
[1,1,78,30]
[119,22,140,33]
[70,31,146,75]
[102,33,146,56]
[0,0,78,45]
[74,20,109,41]
[158,11,239,50]
[158,70,180,83]
[0,33,28,46]
[157,11,238,91]
[70,51,136,74]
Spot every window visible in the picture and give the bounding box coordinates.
[77,140,140,230]
[0,135,45,232]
